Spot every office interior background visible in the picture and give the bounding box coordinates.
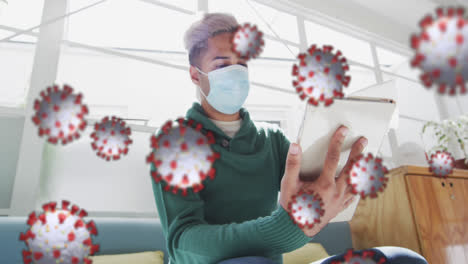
[0,0,467,219]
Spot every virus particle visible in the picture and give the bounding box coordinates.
[232,23,264,60]
[410,6,468,95]
[428,150,455,178]
[90,116,133,161]
[331,249,387,264]
[32,84,88,145]
[292,44,351,106]
[19,200,99,264]
[146,118,220,196]
[287,190,325,229]
[348,153,389,199]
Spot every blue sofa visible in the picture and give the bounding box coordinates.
[0,216,352,264]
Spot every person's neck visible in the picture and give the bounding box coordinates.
[201,100,241,122]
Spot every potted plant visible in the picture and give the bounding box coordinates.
[421,113,468,170]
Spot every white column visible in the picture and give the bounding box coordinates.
[296,15,307,52]
[198,0,208,12]
[9,0,67,216]
[370,43,384,84]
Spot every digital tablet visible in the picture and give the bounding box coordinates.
[297,96,396,222]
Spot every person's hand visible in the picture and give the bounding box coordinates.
[301,126,367,236]
[279,126,368,237]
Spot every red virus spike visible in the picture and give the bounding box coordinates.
[74,219,84,229]
[232,23,265,60]
[195,123,203,132]
[187,119,194,127]
[90,116,133,161]
[26,230,35,240]
[78,209,88,218]
[90,244,100,255]
[34,252,44,260]
[428,150,455,178]
[27,212,37,226]
[62,200,70,210]
[53,249,61,259]
[22,250,32,260]
[19,200,99,263]
[331,248,387,264]
[58,212,67,224]
[292,44,350,107]
[38,214,47,225]
[410,6,468,95]
[148,118,220,196]
[71,205,80,215]
[32,84,88,144]
[72,256,80,264]
[87,220,98,235]
[287,189,324,230]
[20,230,36,242]
[68,231,76,242]
[348,153,389,199]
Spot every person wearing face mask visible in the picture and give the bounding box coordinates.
[151,13,427,264]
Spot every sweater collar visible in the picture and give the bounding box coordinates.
[185,102,253,139]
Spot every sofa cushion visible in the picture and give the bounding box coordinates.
[90,251,164,264]
[0,217,169,264]
[283,243,329,264]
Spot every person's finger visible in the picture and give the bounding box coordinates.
[342,186,354,202]
[282,143,302,190]
[337,137,368,185]
[335,173,354,200]
[322,126,348,181]
[348,137,368,164]
[336,171,350,195]
[343,196,355,209]
[345,183,353,194]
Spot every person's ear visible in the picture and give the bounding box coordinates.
[189,65,200,86]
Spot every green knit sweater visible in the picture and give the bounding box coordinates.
[151,103,310,264]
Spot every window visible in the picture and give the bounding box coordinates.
[67,0,197,52]
[56,47,194,126]
[211,0,300,44]
[0,0,44,31]
[344,65,377,95]
[0,42,36,107]
[305,20,374,66]
[248,59,294,92]
[0,0,44,107]
[210,0,300,59]
[377,47,418,81]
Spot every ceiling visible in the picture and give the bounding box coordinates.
[287,0,466,47]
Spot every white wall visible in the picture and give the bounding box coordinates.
[37,128,159,217]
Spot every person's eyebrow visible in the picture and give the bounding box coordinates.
[212,56,230,61]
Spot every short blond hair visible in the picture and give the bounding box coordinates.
[184,13,239,66]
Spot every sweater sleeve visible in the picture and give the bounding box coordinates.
[151,169,310,264]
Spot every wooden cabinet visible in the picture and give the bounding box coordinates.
[349,166,468,264]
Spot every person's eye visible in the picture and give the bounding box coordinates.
[216,64,229,69]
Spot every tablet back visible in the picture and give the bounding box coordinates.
[297,97,396,222]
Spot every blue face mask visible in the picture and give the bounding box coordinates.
[196,64,250,115]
